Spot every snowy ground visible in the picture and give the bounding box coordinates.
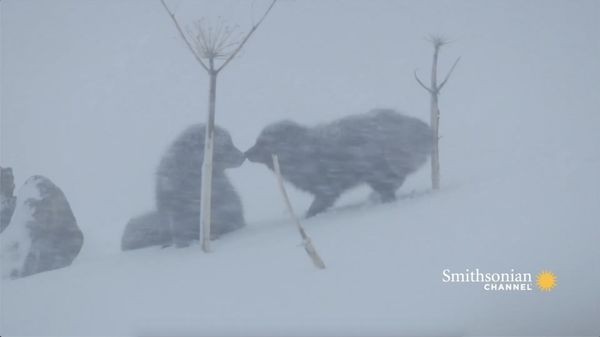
[1,0,600,336]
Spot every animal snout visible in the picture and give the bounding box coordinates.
[238,151,246,166]
[245,146,258,162]
[234,149,246,167]
[222,149,245,169]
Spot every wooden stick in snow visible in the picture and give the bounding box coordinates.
[272,155,326,269]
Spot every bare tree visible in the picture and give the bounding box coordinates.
[272,155,326,269]
[160,0,277,252]
[414,35,459,190]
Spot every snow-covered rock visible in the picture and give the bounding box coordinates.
[0,166,17,232]
[1,175,84,279]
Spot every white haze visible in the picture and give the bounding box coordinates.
[1,0,599,336]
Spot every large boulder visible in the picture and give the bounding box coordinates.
[0,167,17,232]
[1,175,84,279]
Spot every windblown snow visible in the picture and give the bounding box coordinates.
[1,177,41,279]
[1,0,599,336]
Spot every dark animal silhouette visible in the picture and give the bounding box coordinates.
[121,211,169,251]
[122,124,246,250]
[246,109,432,217]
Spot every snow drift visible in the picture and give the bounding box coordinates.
[1,0,599,336]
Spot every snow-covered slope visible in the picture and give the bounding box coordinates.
[1,0,599,336]
[0,177,39,279]
[2,159,599,336]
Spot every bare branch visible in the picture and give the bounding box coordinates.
[438,56,460,92]
[414,70,432,93]
[160,0,210,71]
[216,0,277,73]
[427,34,448,48]
[188,19,244,61]
[272,155,326,269]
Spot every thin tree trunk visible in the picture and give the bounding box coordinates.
[160,0,278,253]
[430,45,441,190]
[415,36,459,191]
[201,67,217,252]
[430,94,440,190]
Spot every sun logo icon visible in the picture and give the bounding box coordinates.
[536,270,557,291]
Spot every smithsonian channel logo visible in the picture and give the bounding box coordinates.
[442,268,557,292]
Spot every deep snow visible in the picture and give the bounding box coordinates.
[1,0,600,336]
[0,176,39,279]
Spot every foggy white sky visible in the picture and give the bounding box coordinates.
[2,2,600,335]
[1,0,599,254]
